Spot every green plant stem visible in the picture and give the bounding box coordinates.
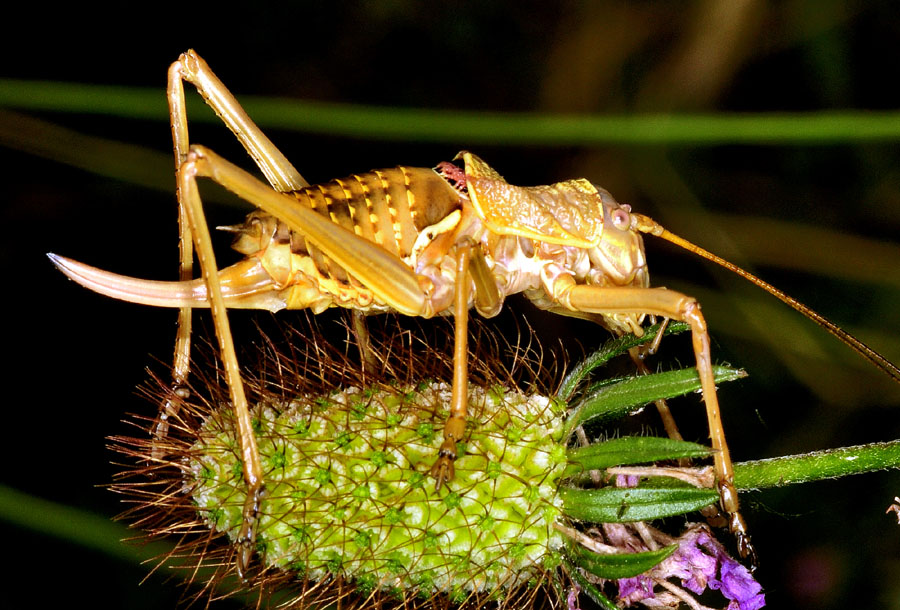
[4,79,900,145]
[563,441,900,518]
[0,109,172,192]
[0,483,161,562]
[733,440,900,489]
[0,483,281,605]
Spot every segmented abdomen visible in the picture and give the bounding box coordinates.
[289,166,461,282]
[240,165,462,312]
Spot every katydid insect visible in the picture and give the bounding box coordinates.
[47,50,900,578]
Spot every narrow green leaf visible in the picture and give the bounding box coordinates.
[564,365,746,436]
[560,486,717,522]
[0,110,173,192]
[569,541,677,580]
[557,321,689,400]
[564,436,712,477]
[567,567,619,610]
[5,80,900,145]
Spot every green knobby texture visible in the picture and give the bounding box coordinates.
[188,382,568,596]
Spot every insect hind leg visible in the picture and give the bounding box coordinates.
[155,50,313,566]
[169,50,308,193]
[156,51,312,454]
[150,58,198,457]
[175,149,265,580]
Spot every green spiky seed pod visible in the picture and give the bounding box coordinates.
[189,382,568,597]
[114,319,760,609]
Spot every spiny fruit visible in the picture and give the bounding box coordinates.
[113,317,755,609]
[189,382,567,600]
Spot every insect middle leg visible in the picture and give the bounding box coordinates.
[430,244,473,488]
[430,240,503,488]
[564,284,755,561]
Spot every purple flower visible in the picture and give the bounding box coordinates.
[616,474,640,488]
[615,525,765,610]
[714,557,765,610]
[567,584,581,610]
[617,574,655,605]
[665,529,717,595]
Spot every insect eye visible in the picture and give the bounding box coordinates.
[611,208,631,230]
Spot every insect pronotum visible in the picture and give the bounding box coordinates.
[48,49,900,577]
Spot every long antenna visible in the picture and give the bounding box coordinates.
[633,213,900,383]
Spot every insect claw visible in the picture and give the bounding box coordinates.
[151,385,190,461]
[236,544,253,583]
[150,414,170,461]
[739,534,759,572]
[886,497,900,523]
[236,486,266,582]
[719,480,757,568]
[430,447,457,490]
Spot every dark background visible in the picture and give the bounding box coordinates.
[2,2,900,608]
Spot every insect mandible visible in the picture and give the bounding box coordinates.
[47,50,900,578]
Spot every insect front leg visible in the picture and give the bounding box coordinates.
[563,284,756,562]
[630,346,687,443]
[630,339,732,531]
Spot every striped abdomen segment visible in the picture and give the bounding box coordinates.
[285,165,464,300]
